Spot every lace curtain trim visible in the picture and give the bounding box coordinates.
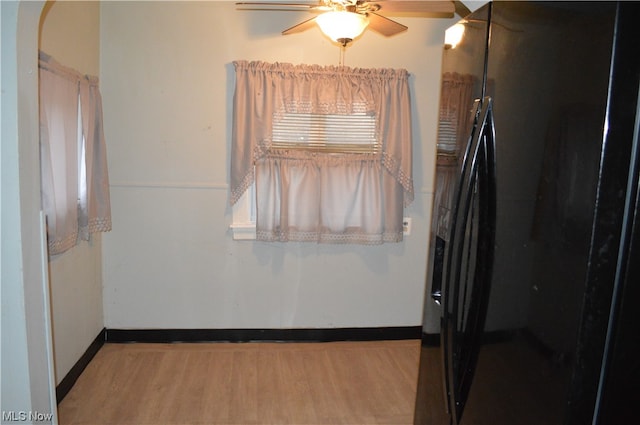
[257,228,403,245]
[48,231,79,256]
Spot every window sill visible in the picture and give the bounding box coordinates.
[229,223,256,240]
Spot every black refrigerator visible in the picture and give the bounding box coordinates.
[414,2,640,424]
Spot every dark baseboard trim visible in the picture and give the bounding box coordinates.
[55,326,419,402]
[56,328,106,404]
[421,332,441,347]
[105,326,422,343]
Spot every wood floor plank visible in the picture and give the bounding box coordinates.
[58,340,420,425]
[200,350,236,424]
[257,350,317,424]
[301,350,353,425]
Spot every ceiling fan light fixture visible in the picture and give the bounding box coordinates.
[316,11,369,44]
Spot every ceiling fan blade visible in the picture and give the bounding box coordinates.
[453,1,471,17]
[373,1,455,17]
[235,1,327,11]
[367,12,408,37]
[282,16,319,35]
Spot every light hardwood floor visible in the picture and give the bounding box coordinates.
[58,340,421,425]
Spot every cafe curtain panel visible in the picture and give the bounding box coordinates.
[39,52,111,255]
[230,60,414,244]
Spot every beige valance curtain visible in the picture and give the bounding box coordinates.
[39,52,111,255]
[231,60,414,244]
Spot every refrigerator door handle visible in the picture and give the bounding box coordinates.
[438,97,484,421]
[431,99,483,307]
[442,96,497,425]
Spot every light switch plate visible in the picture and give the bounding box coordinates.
[403,217,412,236]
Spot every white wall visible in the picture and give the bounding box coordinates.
[100,1,458,330]
[39,0,105,384]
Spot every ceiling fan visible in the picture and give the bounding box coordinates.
[236,0,459,46]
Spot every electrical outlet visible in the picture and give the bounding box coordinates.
[403,217,412,236]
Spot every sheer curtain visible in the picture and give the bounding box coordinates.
[230,60,413,244]
[39,52,111,255]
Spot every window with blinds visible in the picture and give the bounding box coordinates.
[231,61,413,243]
[271,112,380,154]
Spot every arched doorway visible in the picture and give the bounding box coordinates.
[1,0,57,421]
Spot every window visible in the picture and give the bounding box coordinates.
[230,179,257,240]
[230,60,413,245]
[39,52,111,255]
[231,110,379,241]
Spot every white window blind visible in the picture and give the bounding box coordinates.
[271,112,379,154]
